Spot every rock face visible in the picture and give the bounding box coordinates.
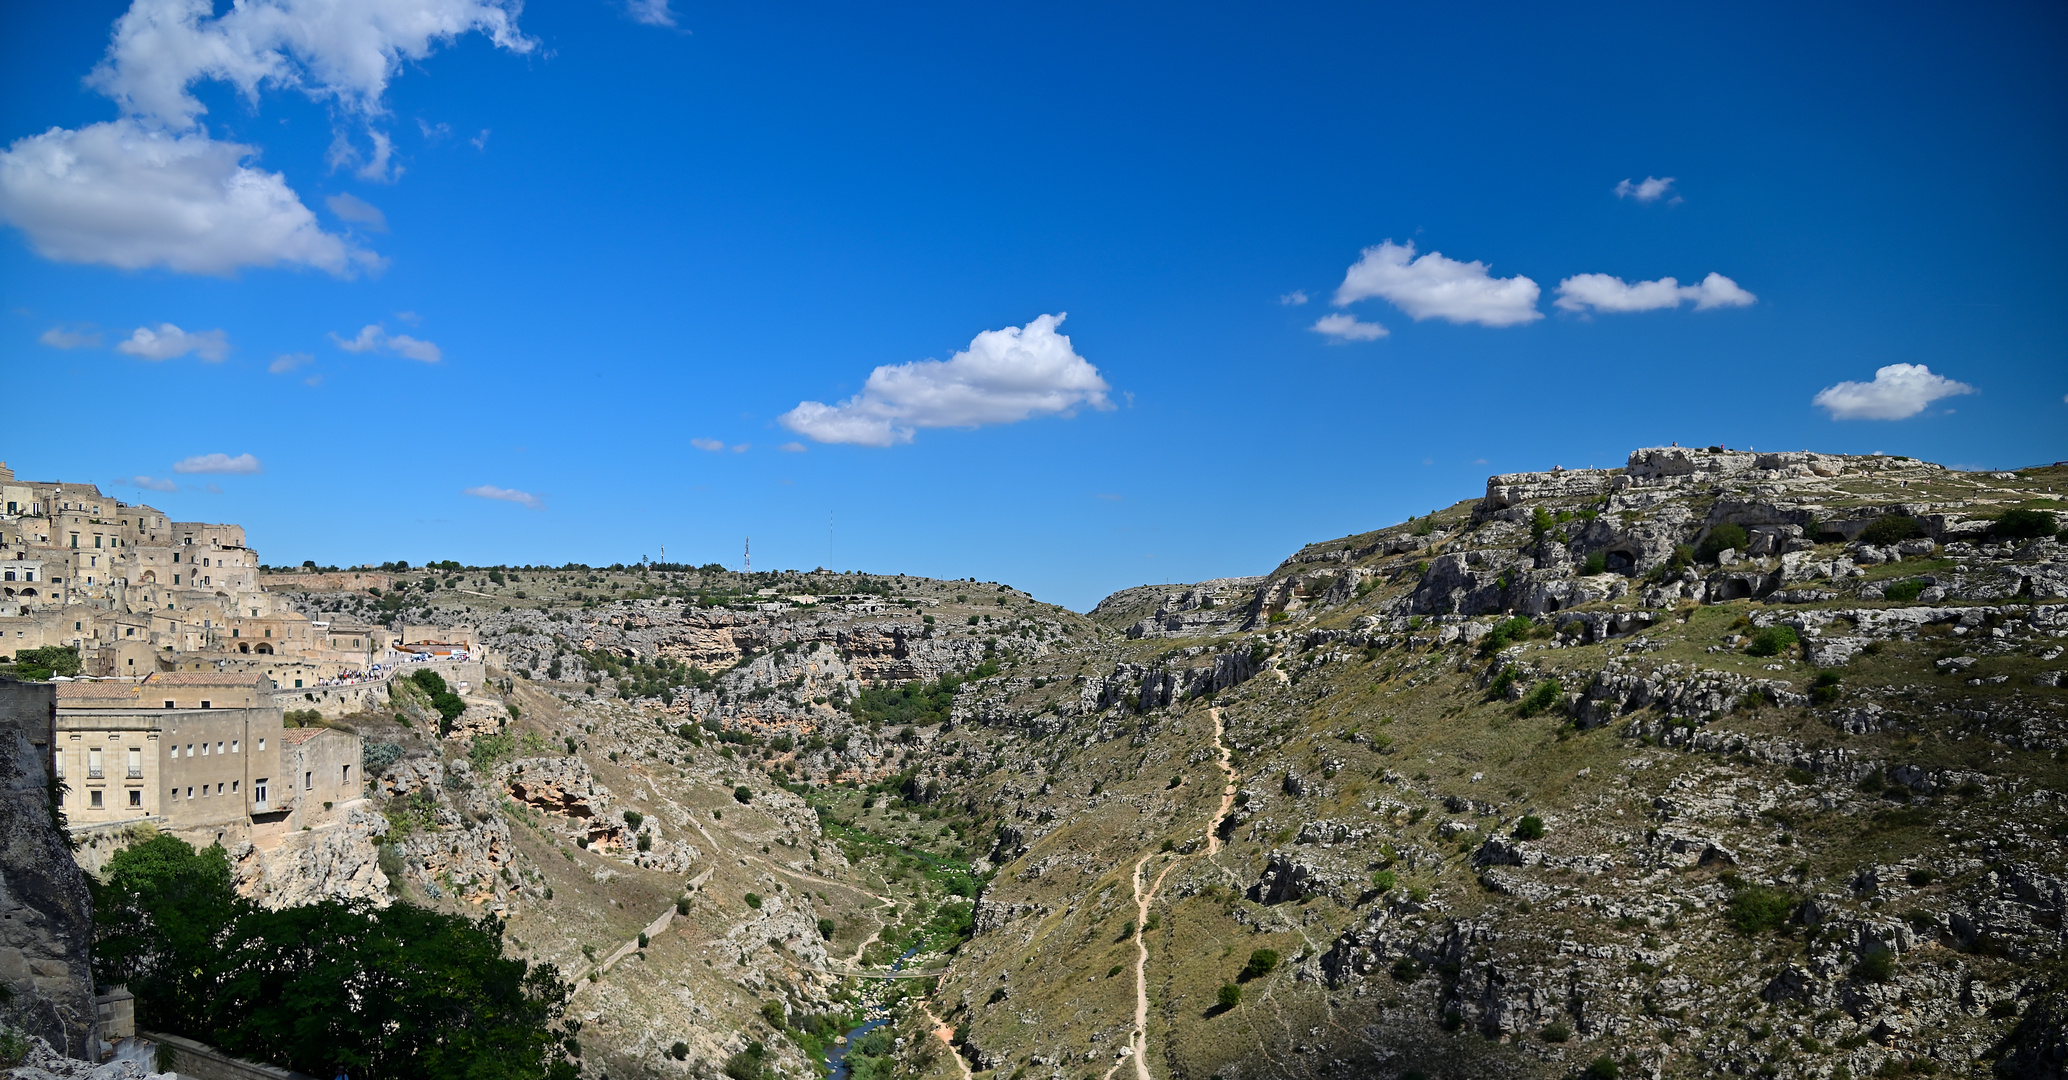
[0,682,97,1058]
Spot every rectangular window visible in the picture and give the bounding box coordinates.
[305,771,313,790]
[128,790,142,808]
[255,778,268,808]
[257,738,266,751]
[231,780,239,793]
[90,790,103,808]
[52,749,63,778]
[87,748,103,778]
[186,787,193,798]
[215,741,223,754]
[164,700,175,709]
[186,744,194,756]
[200,742,209,756]
[231,740,239,753]
[199,700,210,709]
[127,749,141,778]
[342,764,352,785]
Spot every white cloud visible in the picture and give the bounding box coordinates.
[328,323,440,361]
[0,121,378,276]
[117,323,229,361]
[173,452,262,474]
[1615,176,1676,202]
[325,192,387,231]
[1331,240,1542,327]
[470,128,491,150]
[1310,313,1389,341]
[268,351,312,373]
[780,313,1111,447]
[1278,290,1308,306]
[730,443,750,453]
[1,0,532,277]
[1812,364,1976,420]
[778,442,807,453]
[464,484,542,509]
[1553,271,1757,313]
[627,0,678,27]
[39,325,103,349]
[87,0,535,129]
[122,475,179,492]
[689,437,724,452]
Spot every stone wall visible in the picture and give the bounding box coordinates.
[0,680,98,1058]
[257,571,393,593]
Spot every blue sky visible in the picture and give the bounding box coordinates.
[2,1,2063,610]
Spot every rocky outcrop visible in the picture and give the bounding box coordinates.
[0,682,97,1059]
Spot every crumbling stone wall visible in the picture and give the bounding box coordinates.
[0,680,98,1058]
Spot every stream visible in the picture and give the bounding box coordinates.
[825,946,919,1080]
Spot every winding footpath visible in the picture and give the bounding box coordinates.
[1103,707,1240,1080]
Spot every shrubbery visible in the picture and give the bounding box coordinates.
[1747,625,1798,657]
[1514,814,1546,841]
[1860,514,1924,545]
[1516,680,1562,718]
[1991,508,2058,540]
[92,835,578,1079]
[1237,949,1279,982]
[1726,883,1794,935]
[1884,579,1928,603]
[1695,523,1749,562]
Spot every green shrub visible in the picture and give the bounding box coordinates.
[1237,949,1279,982]
[744,893,762,909]
[1481,617,1534,654]
[1747,625,1798,657]
[817,917,835,939]
[1487,665,1518,700]
[734,786,752,803]
[1696,523,1749,562]
[1372,869,1396,893]
[1810,671,1843,706]
[1390,956,1420,981]
[1516,680,1562,718]
[1513,815,1546,841]
[1727,885,1794,935]
[759,1000,785,1028]
[1541,1020,1572,1043]
[1854,947,1896,982]
[670,1042,689,1060]
[1859,515,1923,545]
[622,809,644,830]
[1585,1057,1621,1080]
[1216,984,1241,1009]
[1582,551,1608,575]
[1883,579,1927,603]
[1990,508,2058,540]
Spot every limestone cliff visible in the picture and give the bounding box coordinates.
[0,682,96,1059]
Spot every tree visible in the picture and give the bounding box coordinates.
[1216,984,1241,1010]
[94,836,578,1080]
[1695,523,1749,562]
[1237,949,1279,982]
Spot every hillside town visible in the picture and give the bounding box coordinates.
[0,462,485,861]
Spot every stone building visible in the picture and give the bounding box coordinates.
[53,674,297,833]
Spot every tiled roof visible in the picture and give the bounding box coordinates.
[143,672,271,687]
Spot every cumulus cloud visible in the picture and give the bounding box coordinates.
[1310,313,1389,341]
[173,452,262,474]
[464,484,542,509]
[87,0,535,128]
[1332,240,1542,327]
[626,0,677,26]
[1812,364,1975,421]
[1615,176,1677,202]
[268,351,312,373]
[780,313,1111,447]
[1,0,532,277]
[117,323,229,361]
[689,437,724,452]
[0,121,378,276]
[122,475,179,492]
[39,325,103,349]
[1553,271,1757,314]
[1279,290,1308,306]
[329,323,440,361]
[325,192,387,231]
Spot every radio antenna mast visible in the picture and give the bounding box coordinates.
[743,536,751,576]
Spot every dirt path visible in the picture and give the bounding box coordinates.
[918,1001,972,1080]
[1102,707,1239,1080]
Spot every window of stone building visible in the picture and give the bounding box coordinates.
[215,742,223,755]
[199,700,210,709]
[127,749,141,777]
[164,701,174,709]
[90,790,103,808]
[87,748,102,778]
[231,740,239,753]
[257,738,265,752]
[305,771,313,790]
[185,787,193,798]
[128,790,141,808]
[52,749,63,778]
[200,743,208,757]
[342,764,352,785]
[231,781,239,793]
